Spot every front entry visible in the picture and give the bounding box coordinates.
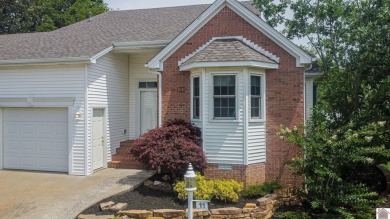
[92,109,105,171]
[140,90,157,135]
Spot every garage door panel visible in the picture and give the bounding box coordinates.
[3,108,68,172]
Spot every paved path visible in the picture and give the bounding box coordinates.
[0,169,154,219]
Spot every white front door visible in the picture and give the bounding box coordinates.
[140,91,157,135]
[92,109,104,171]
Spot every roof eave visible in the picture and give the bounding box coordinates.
[0,46,115,67]
[0,56,93,67]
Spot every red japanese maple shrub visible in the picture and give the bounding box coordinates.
[130,119,207,176]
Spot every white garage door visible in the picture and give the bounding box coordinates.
[3,108,68,172]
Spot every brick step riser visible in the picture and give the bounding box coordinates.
[108,162,144,169]
[119,141,134,147]
[111,158,142,164]
[112,154,138,159]
[115,148,133,154]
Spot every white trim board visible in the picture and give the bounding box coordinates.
[147,0,311,70]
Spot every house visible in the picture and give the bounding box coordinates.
[0,0,317,185]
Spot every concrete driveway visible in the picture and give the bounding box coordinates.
[0,169,154,219]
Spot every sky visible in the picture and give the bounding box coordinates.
[103,0,309,46]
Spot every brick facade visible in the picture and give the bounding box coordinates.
[162,6,304,186]
[205,163,266,186]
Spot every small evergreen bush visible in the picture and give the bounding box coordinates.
[174,173,243,203]
[173,173,214,200]
[277,211,311,219]
[242,181,282,198]
[130,119,207,176]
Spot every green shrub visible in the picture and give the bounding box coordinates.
[242,181,282,198]
[277,211,311,219]
[173,173,243,203]
[212,180,243,202]
[173,173,213,200]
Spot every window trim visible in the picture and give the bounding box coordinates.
[249,72,266,122]
[211,73,238,120]
[191,73,202,121]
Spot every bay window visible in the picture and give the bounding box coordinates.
[213,75,236,119]
[192,77,200,120]
[250,75,262,119]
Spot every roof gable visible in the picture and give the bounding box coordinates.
[147,0,312,70]
[178,36,279,71]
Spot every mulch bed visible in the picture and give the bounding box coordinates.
[81,173,259,216]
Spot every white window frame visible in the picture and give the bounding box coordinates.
[211,73,238,120]
[249,72,266,122]
[191,73,202,121]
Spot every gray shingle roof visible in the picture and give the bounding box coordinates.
[180,39,277,67]
[0,2,258,61]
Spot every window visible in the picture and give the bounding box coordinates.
[313,83,318,106]
[213,75,236,119]
[250,75,262,119]
[192,77,200,119]
[139,82,157,88]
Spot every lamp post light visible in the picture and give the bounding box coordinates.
[184,163,197,219]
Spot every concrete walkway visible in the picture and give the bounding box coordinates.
[0,169,154,219]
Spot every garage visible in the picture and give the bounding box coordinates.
[2,108,68,172]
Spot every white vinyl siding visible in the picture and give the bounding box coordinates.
[128,53,158,139]
[88,53,129,174]
[247,122,266,164]
[204,70,244,164]
[305,77,314,122]
[0,65,85,175]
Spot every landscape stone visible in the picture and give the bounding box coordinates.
[154,181,163,185]
[263,194,278,200]
[244,203,257,209]
[100,201,116,211]
[153,209,185,217]
[144,180,153,187]
[250,209,271,218]
[118,210,153,218]
[78,214,114,219]
[210,207,242,215]
[162,175,171,181]
[186,209,210,216]
[256,197,271,206]
[110,203,128,212]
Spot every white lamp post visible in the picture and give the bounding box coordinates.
[184,163,197,219]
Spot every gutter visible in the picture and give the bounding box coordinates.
[149,69,163,127]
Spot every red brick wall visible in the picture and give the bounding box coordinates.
[204,163,266,187]
[162,6,304,186]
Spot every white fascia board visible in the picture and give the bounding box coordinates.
[0,56,92,67]
[147,0,226,70]
[113,40,170,49]
[90,46,114,63]
[227,0,312,67]
[179,61,279,71]
[148,0,311,70]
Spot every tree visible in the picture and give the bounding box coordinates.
[252,0,390,217]
[0,0,108,34]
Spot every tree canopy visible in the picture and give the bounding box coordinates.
[0,0,109,34]
[253,0,390,217]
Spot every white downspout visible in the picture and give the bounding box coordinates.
[150,70,162,127]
